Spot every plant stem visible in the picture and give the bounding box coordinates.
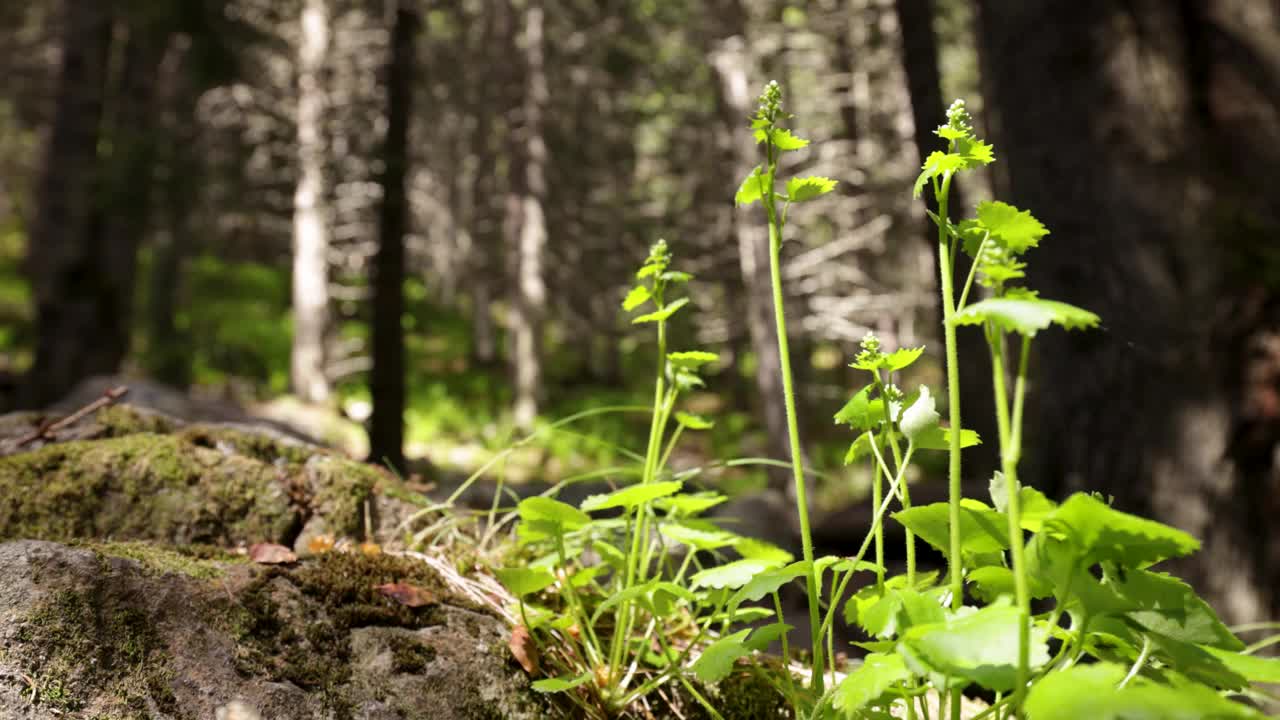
[761,144,824,693]
[933,171,965,720]
[988,327,1031,713]
[876,373,914,583]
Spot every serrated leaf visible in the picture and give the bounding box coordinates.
[834,386,884,431]
[974,200,1048,253]
[667,350,719,369]
[495,566,557,597]
[787,175,838,202]
[843,432,876,464]
[956,136,995,165]
[690,629,753,683]
[517,496,590,530]
[913,151,967,197]
[967,566,1015,603]
[844,572,940,629]
[727,561,810,612]
[951,297,1101,336]
[884,347,925,371]
[1115,569,1243,650]
[580,480,683,512]
[734,538,794,564]
[860,588,948,639]
[755,127,810,151]
[936,125,968,141]
[735,165,766,206]
[632,297,689,324]
[622,285,650,312]
[1202,646,1280,684]
[1039,493,1200,568]
[832,653,911,713]
[660,520,739,550]
[988,473,1057,531]
[894,500,1008,556]
[1023,663,1263,720]
[655,491,727,515]
[531,671,594,693]
[691,557,784,590]
[674,411,714,430]
[902,602,1049,692]
[745,622,793,652]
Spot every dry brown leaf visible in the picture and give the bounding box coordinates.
[508,625,539,674]
[249,542,297,565]
[359,542,382,556]
[375,582,437,607]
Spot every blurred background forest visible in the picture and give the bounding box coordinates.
[1,0,1279,623]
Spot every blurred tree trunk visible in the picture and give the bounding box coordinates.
[505,0,549,432]
[369,3,417,473]
[291,0,332,404]
[467,7,500,370]
[709,10,792,492]
[20,0,115,408]
[895,0,997,479]
[976,0,1280,621]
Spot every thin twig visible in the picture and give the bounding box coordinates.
[16,385,129,446]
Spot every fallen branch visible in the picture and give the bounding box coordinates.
[16,385,129,446]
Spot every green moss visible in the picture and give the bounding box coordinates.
[94,405,177,436]
[14,588,178,717]
[81,541,242,579]
[387,633,437,673]
[0,433,296,545]
[712,665,792,720]
[177,423,314,466]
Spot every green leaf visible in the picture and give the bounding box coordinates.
[956,136,995,166]
[988,473,1057,531]
[667,350,719,369]
[832,653,911,714]
[622,285,650,312]
[786,175,838,202]
[974,201,1048,253]
[517,496,590,530]
[1115,569,1243,650]
[884,347,925,371]
[660,520,739,551]
[727,561,810,612]
[690,629,752,683]
[893,500,1009,556]
[834,386,884,431]
[580,481,683,512]
[691,557,784,590]
[1202,646,1280,684]
[967,566,1015,603]
[531,671,595,693]
[495,566,556,597]
[735,165,766,206]
[911,425,981,451]
[844,572,939,629]
[902,602,1050,692]
[773,128,810,150]
[632,297,690,325]
[843,432,876,464]
[655,491,727,515]
[734,538,795,564]
[913,151,967,197]
[1039,493,1200,568]
[951,297,1101,336]
[745,622,793,652]
[660,270,692,283]
[592,539,627,570]
[860,588,948,639]
[674,411,714,430]
[1023,663,1264,720]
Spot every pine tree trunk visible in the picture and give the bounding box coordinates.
[291,0,332,404]
[505,0,549,432]
[20,0,115,408]
[369,3,417,473]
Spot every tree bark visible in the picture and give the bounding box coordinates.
[505,0,549,432]
[291,0,332,404]
[20,0,116,408]
[369,2,417,473]
[976,0,1280,621]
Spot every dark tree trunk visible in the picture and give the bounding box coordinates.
[369,3,417,474]
[976,0,1280,621]
[20,0,116,408]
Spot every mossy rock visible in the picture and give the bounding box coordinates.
[0,403,397,552]
[0,540,552,720]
